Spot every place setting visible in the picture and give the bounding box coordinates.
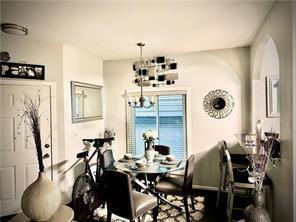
[159,155,181,166]
[118,153,142,163]
[131,159,158,172]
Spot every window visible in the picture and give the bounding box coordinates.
[127,92,187,160]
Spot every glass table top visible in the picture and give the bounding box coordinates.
[114,158,185,174]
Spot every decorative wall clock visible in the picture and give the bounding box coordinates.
[203,89,234,119]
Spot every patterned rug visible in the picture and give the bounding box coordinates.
[92,195,205,222]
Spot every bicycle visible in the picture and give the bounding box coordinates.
[72,137,114,221]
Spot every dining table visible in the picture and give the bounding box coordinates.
[114,155,186,211]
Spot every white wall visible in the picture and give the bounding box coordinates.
[103,47,250,187]
[252,39,280,133]
[0,35,104,204]
[251,2,293,221]
[293,2,296,221]
[0,34,64,175]
[58,45,104,203]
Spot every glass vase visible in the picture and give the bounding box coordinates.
[244,189,271,222]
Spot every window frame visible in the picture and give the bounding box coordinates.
[125,87,192,159]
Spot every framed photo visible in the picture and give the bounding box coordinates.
[0,62,45,80]
[266,76,280,117]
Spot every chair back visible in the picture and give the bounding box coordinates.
[224,150,234,184]
[101,149,115,171]
[218,140,227,163]
[270,138,281,158]
[182,154,195,194]
[103,170,135,220]
[154,145,170,155]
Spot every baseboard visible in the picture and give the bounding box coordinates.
[192,185,218,191]
[0,214,17,222]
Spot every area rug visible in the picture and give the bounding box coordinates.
[92,195,205,222]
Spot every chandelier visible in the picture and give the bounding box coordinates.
[128,42,178,108]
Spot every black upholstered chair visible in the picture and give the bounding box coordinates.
[101,149,115,171]
[103,170,158,222]
[224,149,272,222]
[154,145,170,155]
[154,155,195,222]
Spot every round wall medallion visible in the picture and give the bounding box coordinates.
[203,89,234,119]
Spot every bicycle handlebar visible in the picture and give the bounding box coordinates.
[82,137,115,148]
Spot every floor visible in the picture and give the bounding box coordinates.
[190,189,246,222]
[87,189,245,222]
[0,189,246,222]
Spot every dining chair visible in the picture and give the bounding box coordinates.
[154,145,170,155]
[154,154,195,222]
[224,150,272,222]
[102,170,158,222]
[216,140,250,208]
[101,149,116,171]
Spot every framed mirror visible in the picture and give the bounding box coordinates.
[203,89,234,119]
[71,81,103,123]
[266,76,280,117]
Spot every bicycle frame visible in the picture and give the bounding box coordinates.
[82,137,114,184]
[82,148,98,185]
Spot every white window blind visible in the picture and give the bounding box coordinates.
[127,92,187,160]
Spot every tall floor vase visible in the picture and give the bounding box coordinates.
[244,189,271,222]
[21,172,61,221]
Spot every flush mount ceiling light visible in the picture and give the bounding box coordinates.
[128,42,178,108]
[1,23,28,36]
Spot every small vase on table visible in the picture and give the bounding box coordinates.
[145,140,155,163]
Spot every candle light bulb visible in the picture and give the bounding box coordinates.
[128,97,132,103]
[150,96,156,104]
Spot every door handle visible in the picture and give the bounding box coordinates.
[45,144,50,148]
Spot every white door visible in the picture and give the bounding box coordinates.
[0,84,53,216]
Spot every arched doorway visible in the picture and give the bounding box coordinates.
[251,36,280,133]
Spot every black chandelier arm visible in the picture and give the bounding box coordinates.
[128,99,155,108]
[143,103,154,108]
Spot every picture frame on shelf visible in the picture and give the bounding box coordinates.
[266,76,280,117]
[0,62,45,80]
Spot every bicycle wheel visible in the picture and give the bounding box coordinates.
[72,173,95,221]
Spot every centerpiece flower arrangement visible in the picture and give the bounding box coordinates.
[143,130,158,149]
[143,130,158,163]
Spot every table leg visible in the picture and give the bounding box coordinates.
[131,175,183,212]
[144,173,149,187]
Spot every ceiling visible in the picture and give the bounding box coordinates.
[1,1,275,60]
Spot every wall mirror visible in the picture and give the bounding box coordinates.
[266,76,280,117]
[71,81,103,123]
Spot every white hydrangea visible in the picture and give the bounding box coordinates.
[143,130,158,141]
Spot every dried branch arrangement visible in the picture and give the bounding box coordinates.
[245,119,279,191]
[17,93,49,172]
